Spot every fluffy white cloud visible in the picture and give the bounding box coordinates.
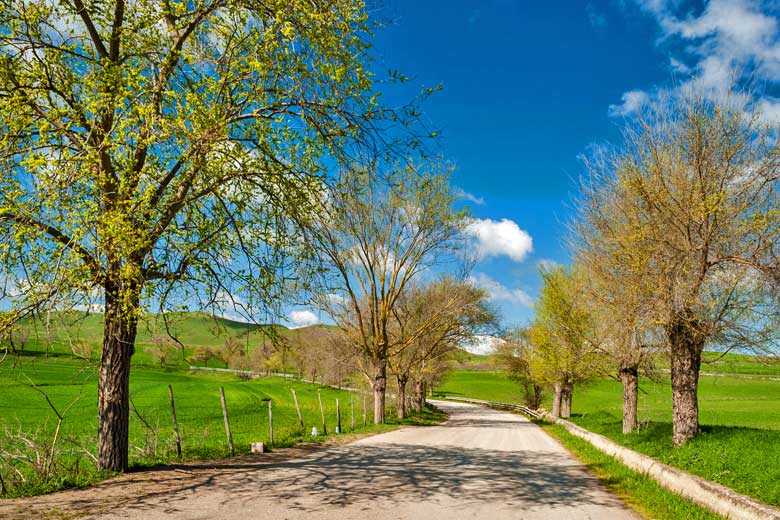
[464,218,533,262]
[461,335,506,355]
[608,89,650,117]
[288,310,321,328]
[470,272,534,307]
[454,187,486,205]
[615,0,780,120]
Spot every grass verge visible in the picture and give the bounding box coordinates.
[538,422,725,520]
[0,355,447,498]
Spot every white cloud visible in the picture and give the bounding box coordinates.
[470,272,534,307]
[670,56,690,74]
[617,0,780,120]
[461,335,505,355]
[288,310,321,328]
[537,259,562,272]
[587,3,607,29]
[454,187,486,205]
[608,89,650,117]
[464,218,533,262]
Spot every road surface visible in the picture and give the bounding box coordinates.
[3,400,638,519]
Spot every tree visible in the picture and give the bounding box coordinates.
[146,334,176,368]
[0,0,409,471]
[388,277,494,418]
[571,241,662,433]
[575,89,780,444]
[495,329,544,409]
[288,326,357,386]
[305,166,463,423]
[528,265,605,418]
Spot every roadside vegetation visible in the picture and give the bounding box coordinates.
[0,352,446,498]
[437,367,780,506]
[539,423,725,520]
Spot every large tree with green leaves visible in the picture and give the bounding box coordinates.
[0,0,412,472]
[528,264,605,418]
[575,90,780,445]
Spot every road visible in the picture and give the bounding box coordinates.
[2,400,638,520]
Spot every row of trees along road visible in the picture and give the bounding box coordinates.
[500,89,780,446]
[304,166,496,423]
[0,0,431,473]
[571,89,780,446]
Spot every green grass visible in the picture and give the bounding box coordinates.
[699,351,780,376]
[539,422,724,519]
[437,369,780,507]
[0,356,445,498]
[435,369,524,404]
[5,311,295,368]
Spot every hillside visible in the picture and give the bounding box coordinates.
[5,311,294,366]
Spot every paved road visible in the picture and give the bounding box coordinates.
[3,400,639,520]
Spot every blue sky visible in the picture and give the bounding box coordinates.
[286,0,780,329]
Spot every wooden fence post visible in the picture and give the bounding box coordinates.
[220,387,234,456]
[317,389,327,435]
[168,385,182,458]
[350,395,355,431]
[291,388,305,431]
[362,395,367,427]
[268,399,274,448]
[336,398,341,434]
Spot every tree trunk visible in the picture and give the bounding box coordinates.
[561,382,573,418]
[669,317,703,446]
[373,357,387,424]
[97,281,140,472]
[396,375,408,419]
[412,380,424,412]
[619,365,639,434]
[551,382,562,417]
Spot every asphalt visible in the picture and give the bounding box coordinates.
[2,400,640,520]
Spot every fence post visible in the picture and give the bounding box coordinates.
[336,398,341,434]
[220,387,234,456]
[168,385,182,458]
[317,389,327,435]
[350,395,355,431]
[268,399,274,448]
[291,388,305,431]
[363,395,367,427]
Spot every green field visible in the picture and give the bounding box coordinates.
[436,369,780,507]
[0,355,443,498]
[5,311,292,368]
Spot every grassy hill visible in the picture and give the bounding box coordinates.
[6,311,296,367]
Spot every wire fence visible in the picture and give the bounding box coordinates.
[0,368,385,496]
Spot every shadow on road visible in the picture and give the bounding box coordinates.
[101,442,622,517]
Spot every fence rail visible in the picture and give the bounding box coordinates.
[442,396,543,420]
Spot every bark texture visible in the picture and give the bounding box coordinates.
[396,375,408,419]
[551,382,563,418]
[412,380,424,412]
[560,382,573,418]
[668,315,703,446]
[619,365,639,434]
[97,281,139,472]
[373,357,387,424]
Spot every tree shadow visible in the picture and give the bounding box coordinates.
[96,439,626,517]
